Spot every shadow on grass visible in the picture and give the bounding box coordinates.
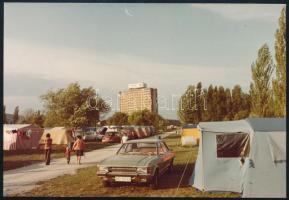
[158,163,195,189]
[111,163,195,190]
[4,160,41,171]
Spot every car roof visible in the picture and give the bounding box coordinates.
[124,138,163,144]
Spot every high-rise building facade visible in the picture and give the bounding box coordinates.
[119,83,158,115]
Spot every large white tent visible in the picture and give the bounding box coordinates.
[190,118,286,198]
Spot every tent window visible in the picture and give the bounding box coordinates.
[216,133,250,158]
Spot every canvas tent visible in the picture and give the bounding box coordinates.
[190,118,286,198]
[3,124,43,150]
[39,127,74,145]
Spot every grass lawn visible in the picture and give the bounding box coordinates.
[15,134,240,197]
[4,141,114,171]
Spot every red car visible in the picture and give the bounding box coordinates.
[102,132,121,143]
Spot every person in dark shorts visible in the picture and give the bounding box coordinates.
[44,133,52,165]
[72,135,85,165]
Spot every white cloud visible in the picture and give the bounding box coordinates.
[191,4,285,23]
[4,38,252,116]
[4,38,251,89]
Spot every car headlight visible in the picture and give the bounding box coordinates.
[98,166,109,173]
[137,167,148,174]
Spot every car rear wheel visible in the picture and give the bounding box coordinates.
[150,169,159,190]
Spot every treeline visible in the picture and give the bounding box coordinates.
[3,105,46,127]
[3,83,110,128]
[178,7,286,124]
[106,109,168,131]
[4,83,167,131]
[178,83,250,124]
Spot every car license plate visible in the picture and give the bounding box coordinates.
[115,176,131,182]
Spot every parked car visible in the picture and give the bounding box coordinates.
[101,132,121,143]
[83,133,97,141]
[96,133,105,141]
[97,138,175,189]
[96,127,108,141]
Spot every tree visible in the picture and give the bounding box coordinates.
[239,93,251,119]
[13,106,19,123]
[128,109,167,131]
[178,85,197,124]
[211,86,219,121]
[41,82,110,128]
[22,108,34,123]
[195,82,203,122]
[232,85,243,116]
[250,44,275,117]
[201,88,210,121]
[217,86,227,120]
[224,88,233,120]
[179,82,252,122]
[107,112,129,126]
[202,85,214,121]
[22,108,45,127]
[273,7,286,117]
[3,105,7,124]
[34,110,45,127]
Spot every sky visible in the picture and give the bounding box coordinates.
[4,3,285,119]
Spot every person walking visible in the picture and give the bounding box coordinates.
[44,133,52,165]
[65,142,72,164]
[72,135,85,165]
[121,134,128,144]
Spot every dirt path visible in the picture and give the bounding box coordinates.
[3,131,176,196]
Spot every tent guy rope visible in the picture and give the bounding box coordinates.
[174,147,194,197]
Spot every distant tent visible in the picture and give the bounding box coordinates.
[3,124,43,150]
[190,118,286,198]
[181,124,200,146]
[39,127,74,145]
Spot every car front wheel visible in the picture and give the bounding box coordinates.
[150,169,159,190]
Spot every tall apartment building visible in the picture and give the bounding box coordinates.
[119,82,158,115]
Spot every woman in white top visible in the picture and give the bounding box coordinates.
[121,134,128,144]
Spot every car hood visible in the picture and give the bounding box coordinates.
[99,154,158,167]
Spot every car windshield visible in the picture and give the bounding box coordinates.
[117,142,157,155]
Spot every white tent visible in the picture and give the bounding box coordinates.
[190,118,286,198]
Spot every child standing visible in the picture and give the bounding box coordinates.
[72,135,85,165]
[65,142,72,164]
